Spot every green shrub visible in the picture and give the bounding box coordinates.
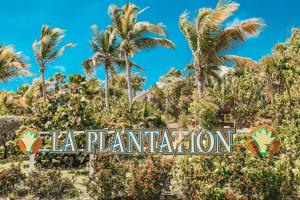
[189,98,219,130]
[128,155,174,200]
[175,135,297,200]
[0,115,23,159]
[0,164,25,197]
[26,170,78,199]
[85,156,127,200]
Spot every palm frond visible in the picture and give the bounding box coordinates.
[210,1,239,27]
[222,55,259,68]
[134,38,175,52]
[217,18,265,51]
[47,43,76,62]
[179,12,198,53]
[134,22,167,37]
[82,59,95,77]
[0,45,30,82]
[33,25,76,69]
[121,3,139,37]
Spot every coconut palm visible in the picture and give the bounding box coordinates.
[0,44,30,82]
[179,0,265,97]
[82,25,123,107]
[108,3,175,102]
[32,25,76,101]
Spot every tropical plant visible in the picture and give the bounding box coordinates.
[32,25,75,101]
[86,156,127,200]
[23,74,102,168]
[189,97,219,130]
[179,0,265,97]
[129,155,174,200]
[109,3,175,101]
[82,25,124,107]
[0,44,30,82]
[260,28,300,124]
[175,134,294,200]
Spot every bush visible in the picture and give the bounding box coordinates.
[128,155,174,200]
[175,134,297,200]
[26,170,78,199]
[85,156,127,200]
[0,164,25,197]
[0,115,23,159]
[86,155,175,200]
[189,98,219,130]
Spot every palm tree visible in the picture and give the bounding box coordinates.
[82,25,123,107]
[49,72,66,92]
[108,3,175,102]
[0,44,30,82]
[32,25,76,101]
[179,0,265,97]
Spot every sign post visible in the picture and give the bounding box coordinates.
[29,154,35,173]
[89,154,95,176]
[18,128,41,174]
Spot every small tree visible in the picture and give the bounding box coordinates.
[33,25,75,101]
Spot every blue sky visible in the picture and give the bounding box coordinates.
[1,0,299,91]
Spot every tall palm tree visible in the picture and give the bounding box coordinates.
[0,44,30,82]
[108,3,175,102]
[179,0,265,97]
[82,25,123,107]
[32,25,76,101]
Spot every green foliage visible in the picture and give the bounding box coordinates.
[86,156,126,200]
[227,68,264,127]
[26,170,78,199]
[188,97,219,130]
[0,164,25,197]
[179,1,264,96]
[25,74,101,130]
[97,97,164,129]
[149,68,195,120]
[175,135,297,200]
[23,74,101,167]
[0,2,299,200]
[0,116,23,158]
[128,155,174,200]
[86,155,174,200]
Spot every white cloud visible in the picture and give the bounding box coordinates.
[53,65,66,72]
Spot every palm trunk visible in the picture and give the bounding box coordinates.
[41,65,46,101]
[195,65,204,98]
[198,75,204,98]
[105,66,109,108]
[124,52,133,102]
